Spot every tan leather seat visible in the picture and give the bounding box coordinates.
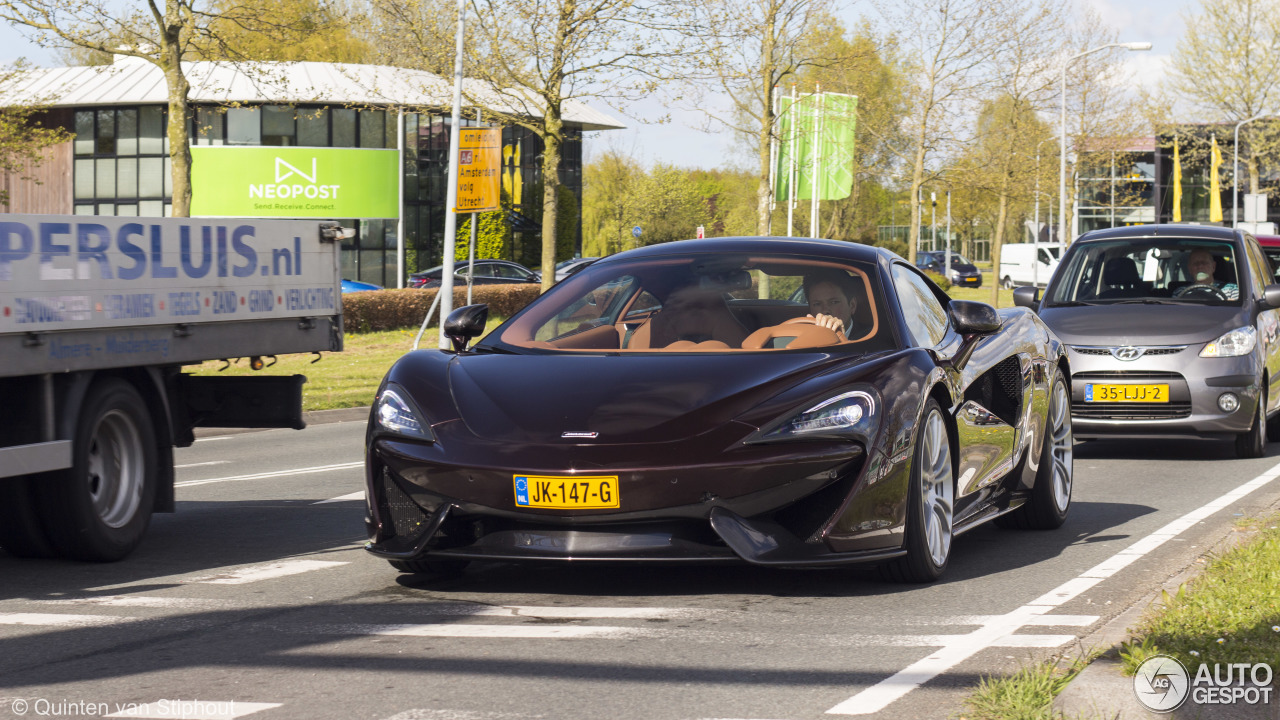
[625,288,749,349]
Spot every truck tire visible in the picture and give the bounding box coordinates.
[36,378,158,562]
[0,476,58,558]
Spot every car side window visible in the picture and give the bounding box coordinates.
[892,263,949,347]
[1246,239,1270,294]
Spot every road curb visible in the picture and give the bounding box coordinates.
[1052,502,1280,720]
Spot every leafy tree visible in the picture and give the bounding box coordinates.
[0,61,71,208]
[582,149,644,256]
[0,0,327,216]
[200,0,369,62]
[1166,0,1280,194]
[454,201,513,262]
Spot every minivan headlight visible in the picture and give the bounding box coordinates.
[1200,326,1257,358]
[375,386,435,441]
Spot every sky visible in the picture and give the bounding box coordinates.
[0,0,1199,170]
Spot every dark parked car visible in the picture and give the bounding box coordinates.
[1256,234,1280,283]
[555,256,600,281]
[408,259,541,289]
[365,237,1073,583]
[916,251,983,288]
[1014,225,1280,458]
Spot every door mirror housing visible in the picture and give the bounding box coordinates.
[1012,286,1041,310]
[444,304,489,352]
[1263,284,1280,309]
[949,300,1001,335]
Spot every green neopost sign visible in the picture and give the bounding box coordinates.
[191,147,400,218]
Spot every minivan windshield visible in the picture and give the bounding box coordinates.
[484,254,897,353]
[1045,238,1242,306]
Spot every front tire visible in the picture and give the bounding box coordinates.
[1235,389,1267,459]
[882,399,954,583]
[999,374,1072,530]
[35,378,157,562]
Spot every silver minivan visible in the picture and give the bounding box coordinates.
[1014,225,1280,458]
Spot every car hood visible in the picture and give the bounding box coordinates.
[445,352,840,444]
[949,262,979,273]
[1038,303,1246,346]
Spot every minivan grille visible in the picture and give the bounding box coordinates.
[1070,346,1186,357]
[1073,371,1183,381]
[1072,402,1192,420]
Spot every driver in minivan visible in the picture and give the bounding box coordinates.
[1174,248,1239,300]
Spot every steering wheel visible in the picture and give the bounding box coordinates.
[783,316,819,325]
[1174,283,1228,301]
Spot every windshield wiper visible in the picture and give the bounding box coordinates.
[1109,298,1180,305]
[1046,300,1099,307]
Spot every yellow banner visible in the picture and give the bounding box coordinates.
[456,127,502,213]
[1173,137,1182,223]
[1210,135,1223,223]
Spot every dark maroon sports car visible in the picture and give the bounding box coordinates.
[364,237,1074,582]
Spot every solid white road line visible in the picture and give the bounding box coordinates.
[175,462,363,488]
[175,461,230,469]
[381,710,536,720]
[184,560,349,585]
[192,436,233,443]
[106,700,281,719]
[313,491,365,505]
[0,612,132,626]
[826,459,1280,715]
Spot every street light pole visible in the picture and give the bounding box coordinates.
[1060,42,1151,247]
[1234,113,1264,229]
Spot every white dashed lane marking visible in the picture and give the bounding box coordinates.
[105,700,282,719]
[174,461,229,469]
[182,560,349,585]
[825,459,1280,716]
[313,491,365,505]
[175,462,363,488]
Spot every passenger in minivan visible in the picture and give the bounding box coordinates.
[1174,248,1239,300]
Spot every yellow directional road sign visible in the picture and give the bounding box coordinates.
[456,128,502,213]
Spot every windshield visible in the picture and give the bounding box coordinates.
[484,253,895,353]
[1045,238,1242,306]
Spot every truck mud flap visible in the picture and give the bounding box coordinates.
[177,374,307,430]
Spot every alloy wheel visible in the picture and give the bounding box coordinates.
[920,409,954,567]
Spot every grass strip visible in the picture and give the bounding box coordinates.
[960,654,1092,720]
[1119,514,1280,676]
[186,316,506,412]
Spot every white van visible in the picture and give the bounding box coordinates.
[999,242,1063,288]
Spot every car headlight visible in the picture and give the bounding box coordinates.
[758,390,878,442]
[1200,326,1257,358]
[375,386,435,441]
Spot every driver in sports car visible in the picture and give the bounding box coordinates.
[805,272,857,338]
[1176,247,1239,300]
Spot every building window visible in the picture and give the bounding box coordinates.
[73,105,171,216]
[262,105,296,146]
[298,107,329,146]
[227,107,261,145]
[333,109,356,147]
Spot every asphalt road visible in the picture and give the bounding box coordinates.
[3,419,1280,720]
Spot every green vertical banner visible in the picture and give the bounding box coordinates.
[774,92,857,202]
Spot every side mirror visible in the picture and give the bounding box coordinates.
[949,300,1001,335]
[444,303,489,352]
[1263,284,1280,309]
[1012,286,1041,310]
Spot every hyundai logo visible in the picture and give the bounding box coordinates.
[1111,346,1145,361]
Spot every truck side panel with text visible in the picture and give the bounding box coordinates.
[0,215,344,561]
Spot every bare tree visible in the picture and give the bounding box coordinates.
[881,0,999,264]
[687,0,841,242]
[0,0,324,216]
[1166,0,1280,193]
[424,0,686,291]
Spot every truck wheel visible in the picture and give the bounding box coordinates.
[0,476,58,558]
[1001,276,1014,290]
[36,378,157,562]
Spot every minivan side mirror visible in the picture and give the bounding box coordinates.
[1263,284,1280,309]
[1012,286,1041,310]
[444,303,489,352]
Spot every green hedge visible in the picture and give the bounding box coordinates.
[341,285,540,332]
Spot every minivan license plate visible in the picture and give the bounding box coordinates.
[1085,384,1169,403]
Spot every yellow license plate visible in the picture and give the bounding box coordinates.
[1085,384,1169,403]
[513,475,619,509]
